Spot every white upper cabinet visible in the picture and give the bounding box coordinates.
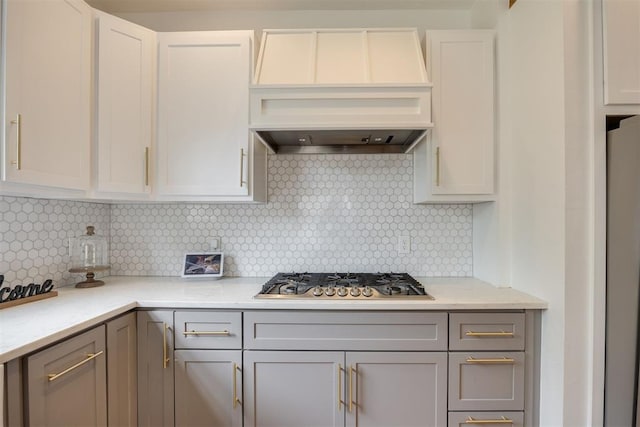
[2,0,91,194]
[414,30,495,203]
[156,31,266,201]
[94,11,155,199]
[603,0,640,105]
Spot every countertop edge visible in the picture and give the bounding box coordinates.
[0,276,547,363]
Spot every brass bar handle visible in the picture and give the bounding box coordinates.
[338,364,345,411]
[466,356,515,364]
[144,147,150,186]
[464,416,513,424]
[348,365,355,413]
[239,148,247,187]
[183,330,230,336]
[163,322,170,369]
[232,363,241,409]
[47,350,104,382]
[10,114,21,170]
[435,146,440,186]
[465,331,515,337]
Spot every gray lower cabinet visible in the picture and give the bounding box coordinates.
[106,311,137,427]
[137,310,174,427]
[345,351,447,427]
[243,350,447,427]
[174,350,243,426]
[243,311,448,427]
[243,350,343,427]
[448,312,533,426]
[25,325,107,426]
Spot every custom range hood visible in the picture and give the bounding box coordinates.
[249,28,433,154]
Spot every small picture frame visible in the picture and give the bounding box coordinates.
[182,253,224,278]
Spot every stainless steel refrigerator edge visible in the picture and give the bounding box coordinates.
[605,114,640,426]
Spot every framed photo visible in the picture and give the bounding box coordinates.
[182,253,224,278]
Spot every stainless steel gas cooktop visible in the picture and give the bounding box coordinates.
[255,272,434,300]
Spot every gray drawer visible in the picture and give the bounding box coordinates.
[448,411,524,427]
[448,352,525,411]
[449,312,525,351]
[244,311,447,351]
[174,311,242,349]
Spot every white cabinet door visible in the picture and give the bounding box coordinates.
[174,350,243,427]
[603,0,640,104]
[95,12,155,198]
[243,350,344,427]
[345,352,447,427]
[3,0,91,192]
[156,31,266,201]
[414,30,495,203]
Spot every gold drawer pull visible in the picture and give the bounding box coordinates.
[183,330,230,336]
[465,331,514,337]
[464,416,513,424]
[232,362,241,409]
[338,364,345,411]
[466,356,515,364]
[47,350,104,382]
[163,322,171,369]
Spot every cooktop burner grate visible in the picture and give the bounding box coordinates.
[255,272,433,299]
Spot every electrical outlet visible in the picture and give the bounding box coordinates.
[398,236,410,254]
[210,238,220,250]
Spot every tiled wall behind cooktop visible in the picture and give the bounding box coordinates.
[111,154,473,277]
[0,197,111,287]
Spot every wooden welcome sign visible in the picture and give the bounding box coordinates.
[0,275,58,309]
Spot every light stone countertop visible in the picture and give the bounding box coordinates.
[0,275,547,363]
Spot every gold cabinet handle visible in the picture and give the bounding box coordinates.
[144,147,150,186]
[183,330,230,336]
[338,364,345,411]
[464,416,513,424]
[466,356,515,364]
[239,148,247,187]
[465,331,515,337]
[10,114,21,170]
[47,350,104,382]
[348,365,356,412]
[435,146,440,186]
[163,322,171,369]
[232,362,242,409]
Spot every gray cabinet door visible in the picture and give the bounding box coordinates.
[244,350,344,427]
[345,352,447,427]
[137,310,174,427]
[449,352,525,411]
[107,312,137,427]
[174,349,242,427]
[26,325,107,426]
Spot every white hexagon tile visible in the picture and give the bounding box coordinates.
[1,154,473,285]
[0,197,110,288]
[110,154,473,277]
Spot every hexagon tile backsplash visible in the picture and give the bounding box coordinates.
[1,154,473,286]
[0,197,110,287]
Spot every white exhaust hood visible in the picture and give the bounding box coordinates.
[249,28,433,154]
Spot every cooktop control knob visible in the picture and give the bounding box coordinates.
[325,286,336,296]
[350,287,361,297]
[312,286,324,297]
[337,287,349,297]
[362,286,374,297]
